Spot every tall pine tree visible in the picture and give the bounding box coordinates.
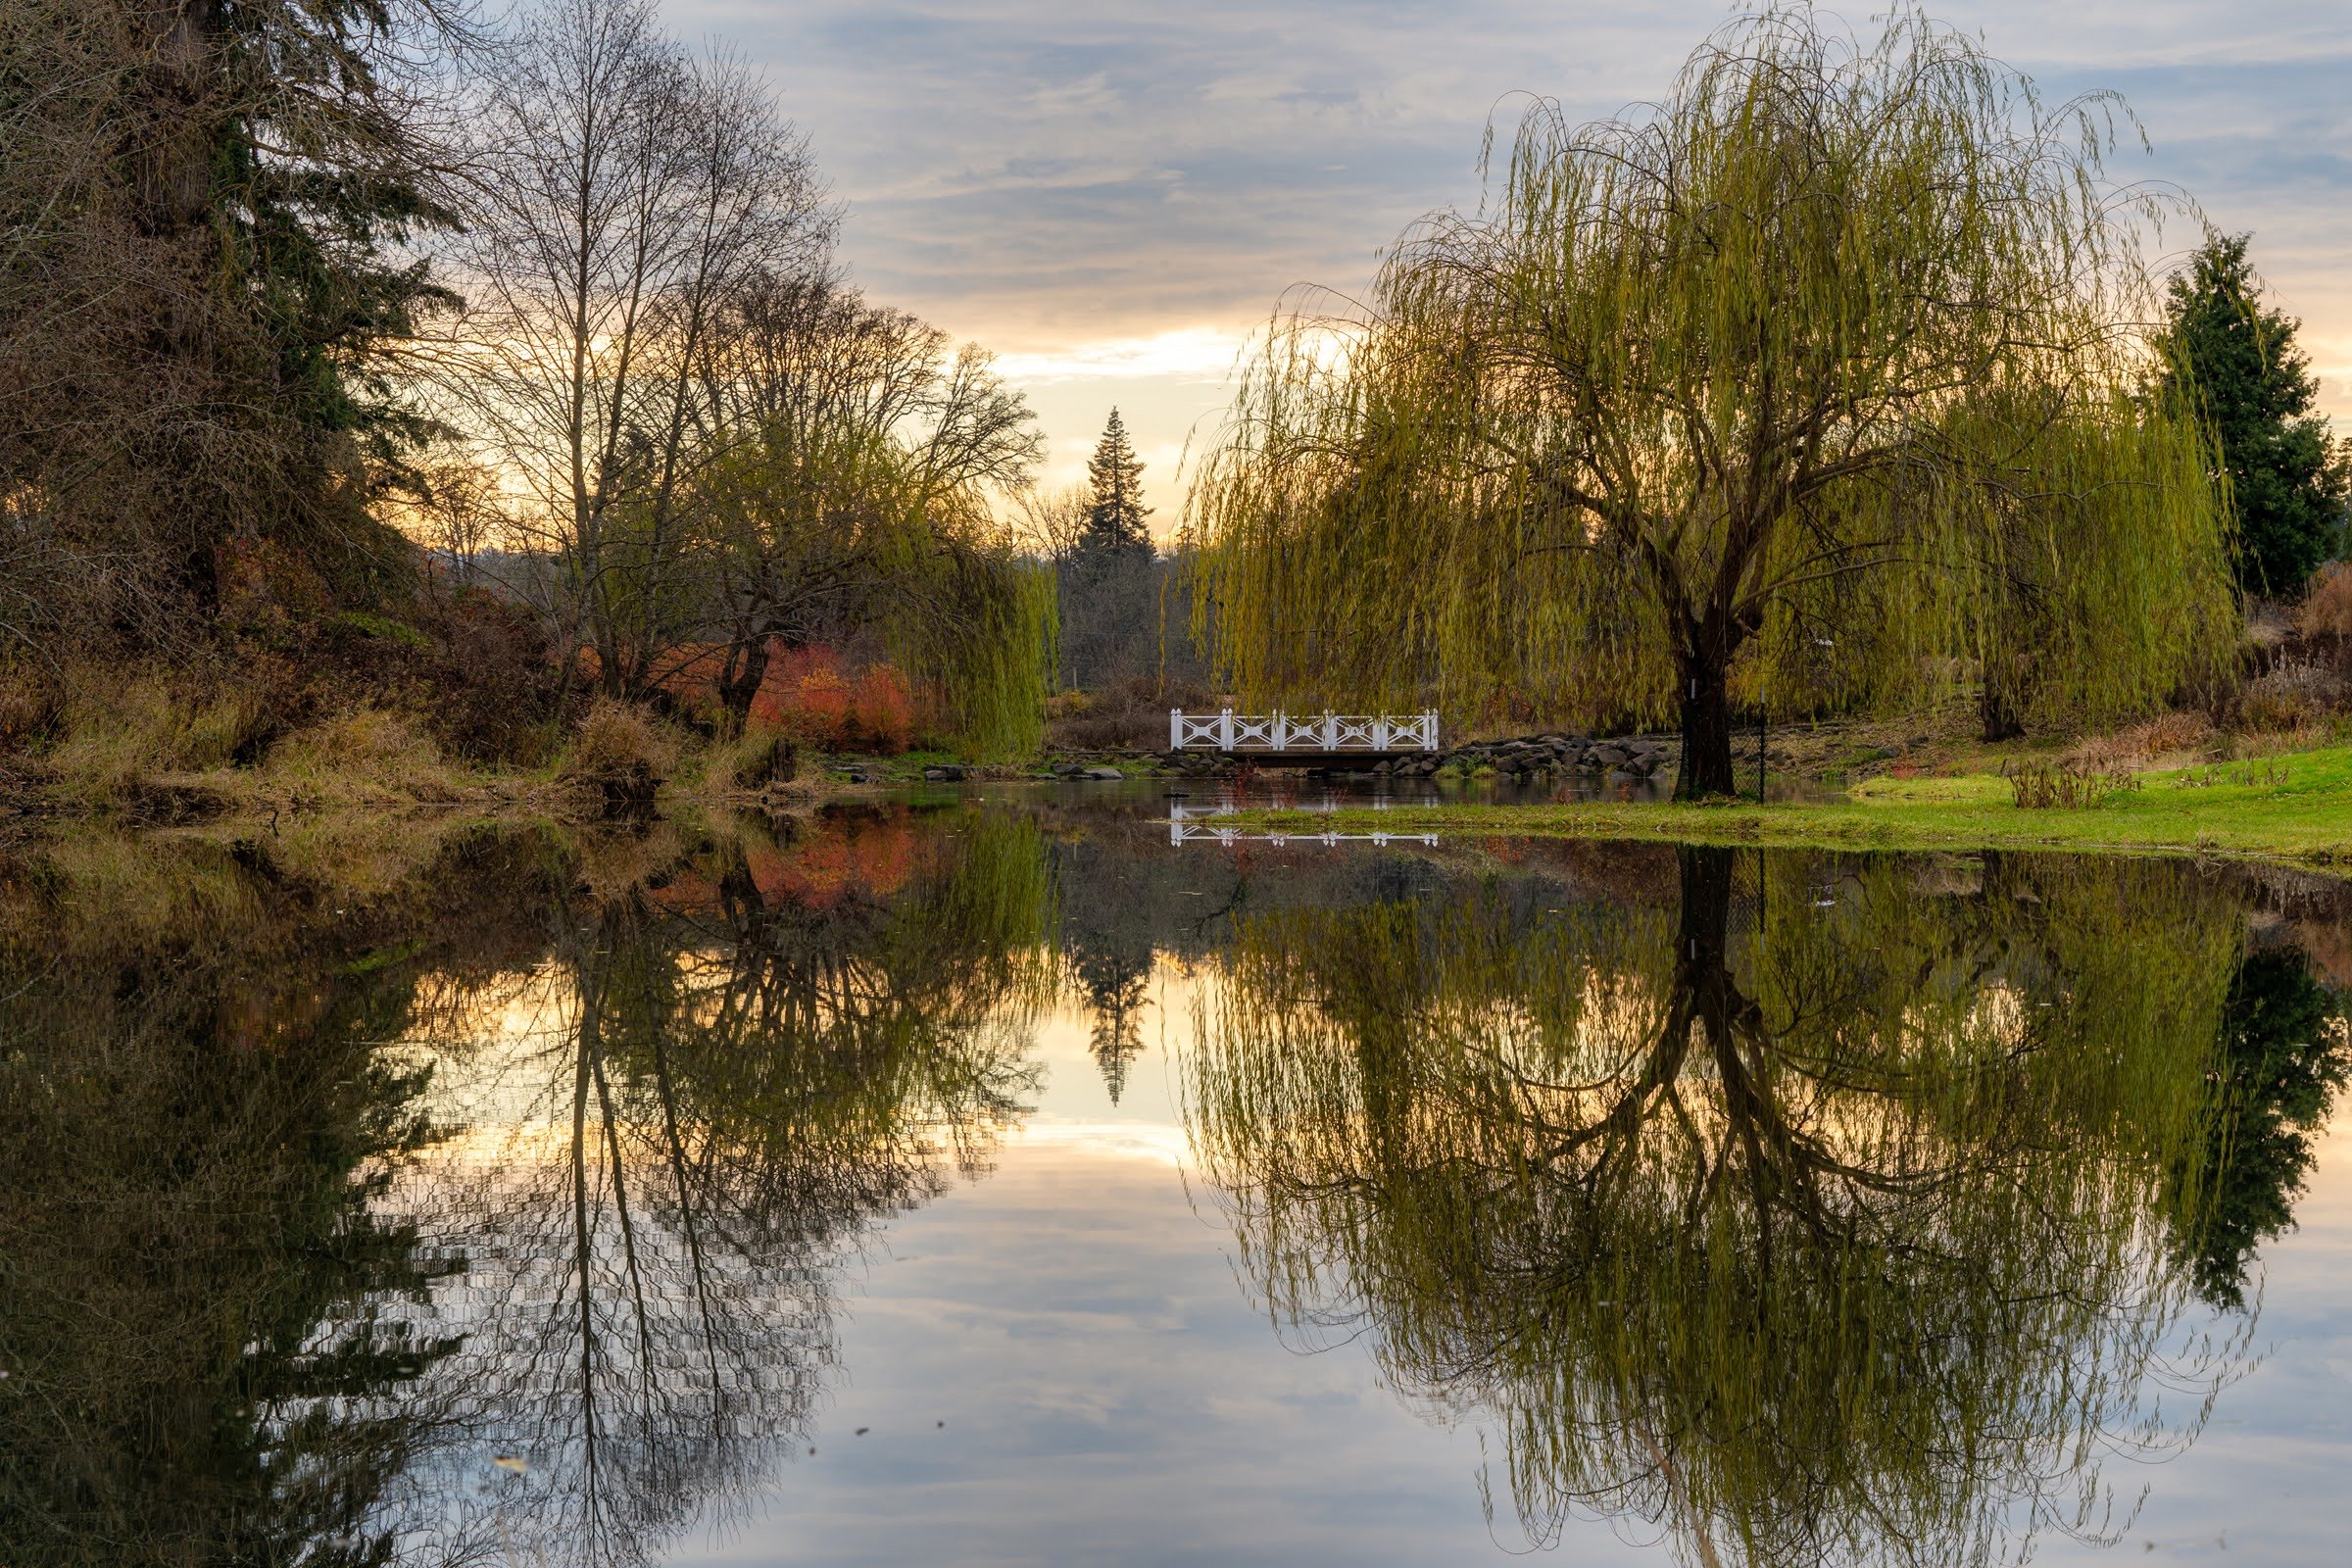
[1055,409,1155,687]
[1081,408,1152,554]
[2155,233,2351,595]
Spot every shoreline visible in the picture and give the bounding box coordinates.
[1213,744,2352,871]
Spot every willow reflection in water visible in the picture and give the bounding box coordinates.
[1187,846,2341,1566]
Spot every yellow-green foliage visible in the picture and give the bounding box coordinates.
[1191,5,2236,742]
[689,342,1055,762]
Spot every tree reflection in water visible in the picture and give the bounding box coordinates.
[4,813,2343,1568]
[0,808,1054,1567]
[373,808,1054,1565]
[0,830,563,1567]
[1188,846,2344,1566]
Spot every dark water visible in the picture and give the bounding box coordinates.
[4,783,2350,1566]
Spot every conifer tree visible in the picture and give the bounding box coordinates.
[1081,409,1152,554]
[2155,233,2351,595]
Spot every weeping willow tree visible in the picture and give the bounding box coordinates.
[1189,5,2236,795]
[1187,847,2262,1565]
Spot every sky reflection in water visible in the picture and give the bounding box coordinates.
[4,786,2351,1566]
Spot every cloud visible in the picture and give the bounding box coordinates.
[670,0,2352,471]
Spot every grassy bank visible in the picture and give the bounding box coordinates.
[1229,745,2352,867]
[0,673,972,833]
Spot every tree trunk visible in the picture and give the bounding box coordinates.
[1675,662,1739,800]
[1979,674,2025,742]
[718,633,771,725]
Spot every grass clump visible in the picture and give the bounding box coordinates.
[259,709,465,805]
[706,724,802,793]
[559,700,676,814]
[40,675,271,809]
[1999,758,2140,809]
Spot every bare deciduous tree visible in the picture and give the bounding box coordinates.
[427,0,831,698]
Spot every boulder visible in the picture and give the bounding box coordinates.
[1083,765,1124,781]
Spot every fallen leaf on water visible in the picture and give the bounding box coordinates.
[490,1456,527,1475]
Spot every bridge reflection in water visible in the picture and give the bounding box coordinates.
[1167,801,1439,848]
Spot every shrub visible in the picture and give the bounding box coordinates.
[565,698,673,777]
[746,648,915,754]
[2064,709,2215,770]
[1047,674,1222,752]
[2241,658,2344,732]
[563,699,674,814]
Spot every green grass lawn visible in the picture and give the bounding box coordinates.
[1230,744,2352,867]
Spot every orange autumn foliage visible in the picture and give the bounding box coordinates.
[752,648,913,755]
[643,813,920,916]
[591,640,919,755]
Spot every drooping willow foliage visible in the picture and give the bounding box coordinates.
[881,546,1058,762]
[1188,5,2236,793]
[1186,848,2256,1566]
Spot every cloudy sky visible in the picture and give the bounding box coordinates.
[673,1,2352,525]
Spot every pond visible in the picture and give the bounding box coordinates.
[4,783,2349,1566]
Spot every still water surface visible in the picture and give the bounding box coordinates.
[5,783,2350,1565]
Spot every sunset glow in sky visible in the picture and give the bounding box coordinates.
[676,1,2352,527]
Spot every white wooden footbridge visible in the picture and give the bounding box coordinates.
[1169,710,1439,765]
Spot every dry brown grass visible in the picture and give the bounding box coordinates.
[705,724,803,793]
[2064,710,2216,771]
[2296,563,2352,641]
[563,699,677,782]
[36,672,273,808]
[2241,658,2346,733]
[1047,676,1220,753]
[260,708,465,802]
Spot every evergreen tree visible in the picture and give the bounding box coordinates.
[1055,408,1156,687]
[2171,947,2348,1309]
[2156,233,2352,595]
[1,2,459,641]
[1081,408,1152,554]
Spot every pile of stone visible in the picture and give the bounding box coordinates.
[1383,732,1676,781]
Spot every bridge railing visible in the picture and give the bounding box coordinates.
[1170,710,1440,753]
